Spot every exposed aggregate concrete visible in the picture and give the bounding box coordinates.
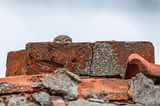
[91,43,123,77]
[9,95,29,106]
[129,73,160,106]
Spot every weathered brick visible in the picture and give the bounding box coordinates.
[0,71,130,101]
[25,42,93,75]
[6,49,28,76]
[78,78,129,101]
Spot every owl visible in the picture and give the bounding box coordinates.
[53,35,72,43]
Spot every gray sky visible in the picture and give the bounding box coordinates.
[0,0,160,77]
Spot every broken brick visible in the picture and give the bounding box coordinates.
[0,70,130,101]
[6,50,28,76]
[78,78,129,101]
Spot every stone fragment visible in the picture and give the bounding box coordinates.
[41,68,79,100]
[32,92,52,106]
[129,73,160,105]
[67,99,117,106]
[0,82,16,94]
[9,95,29,106]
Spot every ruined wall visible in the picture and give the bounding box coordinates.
[6,41,154,77]
[1,40,160,106]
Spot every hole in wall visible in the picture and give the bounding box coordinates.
[125,63,140,79]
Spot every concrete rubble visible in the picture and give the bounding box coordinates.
[0,40,159,106]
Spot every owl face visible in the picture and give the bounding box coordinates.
[53,35,72,43]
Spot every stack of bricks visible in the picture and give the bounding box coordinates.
[0,40,157,106]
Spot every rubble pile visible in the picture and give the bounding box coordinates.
[0,40,160,106]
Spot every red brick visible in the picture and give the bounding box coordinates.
[6,50,28,76]
[26,42,92,75]
[78,78,129,101]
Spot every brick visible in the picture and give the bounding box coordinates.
[90,41,154,77]
[25,42,93,75]
[6,41,154,77]
[78,78,129,101]
[6,50,28,76]
[0,74,40,94]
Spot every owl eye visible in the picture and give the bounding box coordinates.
[55,39,61,43]
[65,39,71,43]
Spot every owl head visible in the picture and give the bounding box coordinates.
[53,35,72,43]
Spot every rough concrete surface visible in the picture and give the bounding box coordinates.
[9,95,29,106]
[32,92,52,106]
[41,68,80,100]
[67,99,117,106]
[91,42,123,76]
[129,73,160,106]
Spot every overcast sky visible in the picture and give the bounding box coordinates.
[0,0,160,77]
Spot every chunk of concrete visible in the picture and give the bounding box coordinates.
[129,73,160,105]
[9,95,29,106]
[90,42,123,76]
[42,68,79,100]
[32,92,52,106]
[67,99,117,106]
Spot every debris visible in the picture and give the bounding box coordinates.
[32,92,52,106]
[67,99,117,106]
[9,95,29,106]
[42,68,79,100]
[129,73,160,105]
